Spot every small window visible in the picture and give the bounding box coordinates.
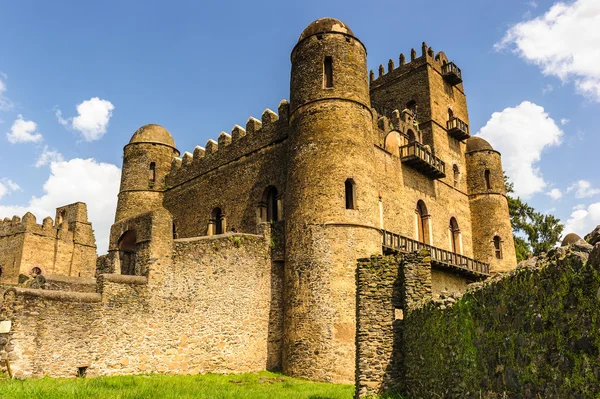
[77,366,88,378]
[448,108,454,119]
[345,179,356,209]
[172,222,177,239]
[493,236,503,259]
[406,100,417,116]
[261,186,279,222]
[450,217,460,254]
[324,56,333,88]
[484,169,491,190]
[149,162,156,183]
[416,200,429,244]
[453,164,459,188]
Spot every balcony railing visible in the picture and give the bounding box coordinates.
[382,230,490,277]
[446,117,470,141]
[400,141,446,179]
[442,62,462,86]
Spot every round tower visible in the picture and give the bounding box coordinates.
[114,124,179,222]
[465,137,516,273]
[284,18,381,382]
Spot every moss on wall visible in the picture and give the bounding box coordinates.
[402,244,600,398]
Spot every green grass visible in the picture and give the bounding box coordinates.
[0,371,356,399]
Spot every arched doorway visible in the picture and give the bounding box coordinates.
[416,200,430,244]
[118,230,137,275]
[211,208,224,235]
[449,217,461,254]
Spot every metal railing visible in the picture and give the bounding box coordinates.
[446,117,469,135]
[442,62,462,80]
[382,230,489,275]
[399,141,446,176]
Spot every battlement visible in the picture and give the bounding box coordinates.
[369,42,457,89]
[166,100,290,187]
[0,212,74,240]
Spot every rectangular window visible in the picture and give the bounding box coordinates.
[149,162,156,182]
[324,56,333,88]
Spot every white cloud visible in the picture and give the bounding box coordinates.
[6,115,43,143]
[477,101,562,199]
[564,202,600,238]
[0,178,20,200]
[56,97,115,141]
[496,0,600,101]
[567,180,600,198]
[35,146,64,168]
[0,72,13,111]
[560,118,569,125]
[546,188,562,200]
[0,158,121,253]
[573,204,586,211]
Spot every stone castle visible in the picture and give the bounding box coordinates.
[0,18,519,385]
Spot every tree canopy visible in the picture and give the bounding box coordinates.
[505,175,564,261]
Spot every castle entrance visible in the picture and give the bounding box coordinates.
[117,230,137,275]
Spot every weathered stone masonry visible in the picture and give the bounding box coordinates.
[356,242,600,398]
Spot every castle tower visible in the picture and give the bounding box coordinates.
[465,137,516,272]
[369,46,471,193]
[284,18,381,383]
[114,124,179,222]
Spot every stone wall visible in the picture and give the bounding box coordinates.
[0,204,96,284]
[356,242,600,398]
[355,250,432,398]
[0,229,279,379]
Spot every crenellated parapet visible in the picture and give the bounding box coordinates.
[369,42,460,90]
[0,212,74,241]
[166,100,290,187]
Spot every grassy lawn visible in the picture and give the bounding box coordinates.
[0,371,356,399]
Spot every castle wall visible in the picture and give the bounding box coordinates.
[0,231,279,378]
[0,209,96,284]
[163,105,290,238]
[374,146,475,258]
[356,244,600,398]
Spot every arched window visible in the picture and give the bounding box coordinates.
[453,164,460,188]
[449,217,461,254]
[407,130,417,144]
[416,200,430,244]
[448,108,454,120]
[484,169,492,190]
[261,186,279,222]
[493,236,503,259]
[149,162,156,183]
[211,208,224,235]
[118,230,137,275]
[406,100,417,116]
[345,179,356,209]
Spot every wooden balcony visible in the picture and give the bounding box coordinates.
[400,142,446,179]
[382,230,490,277]
[446,117,470,141]
[442,62,462,86]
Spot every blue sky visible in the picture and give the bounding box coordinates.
[1,0,599,252]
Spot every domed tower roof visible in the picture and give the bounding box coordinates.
[298,18,354,42]
[466,136,494,153]
[561,233,583,247]
[129,124,176,147]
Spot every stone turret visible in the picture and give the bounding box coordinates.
[284,18,381,382]
[465,136,516,272]
[114,124,179,223]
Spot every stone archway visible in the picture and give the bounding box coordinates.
[118,230,137,275]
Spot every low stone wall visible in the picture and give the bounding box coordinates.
[0,231,279,379]
[356,243,600,398]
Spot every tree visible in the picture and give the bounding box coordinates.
[504,175,564,261]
